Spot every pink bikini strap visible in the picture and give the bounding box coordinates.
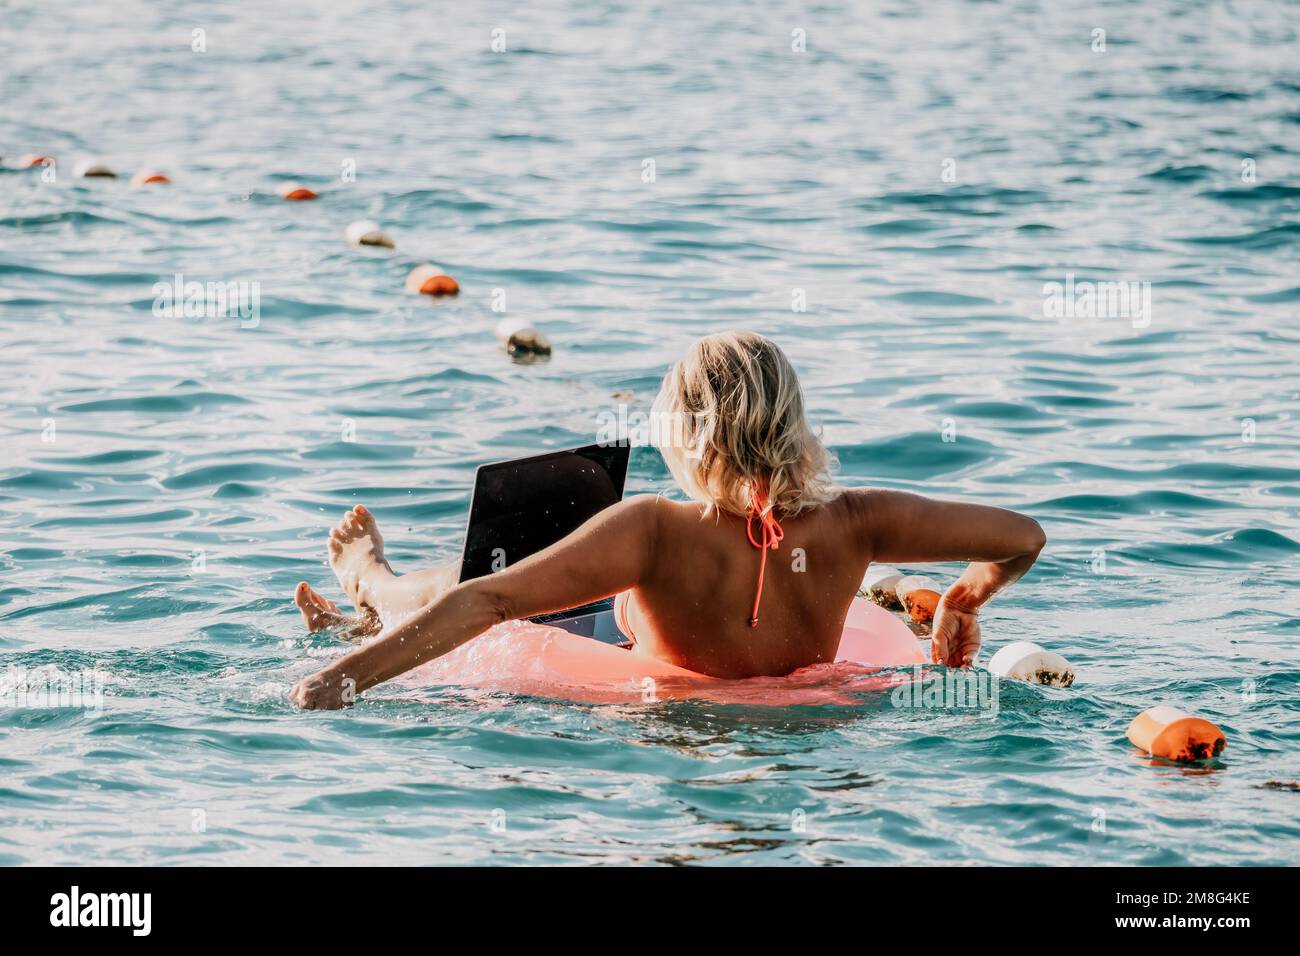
[745,486,784,628]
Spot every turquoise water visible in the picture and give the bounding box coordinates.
[2,0,1299,865]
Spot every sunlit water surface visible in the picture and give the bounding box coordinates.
[1,0,1298,865]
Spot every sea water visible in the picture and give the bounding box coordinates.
[1,0,1298,865]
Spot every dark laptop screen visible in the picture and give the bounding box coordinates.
[458,443,630,583]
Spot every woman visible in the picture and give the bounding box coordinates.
[290,331,1045,709]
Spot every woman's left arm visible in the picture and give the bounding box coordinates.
[291,494,661,709]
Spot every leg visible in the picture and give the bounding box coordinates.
[328,504,460,629]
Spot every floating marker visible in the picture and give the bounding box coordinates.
[279,182,318,200]
[424,275,458,295]
[345,220,394,248]
[862,565,903,609]
[130,170,170,186]
[404,264,459,296]
[73,159,116,178]
[896,574,942,623]
[21,154,54,168]
[1127,706,1225,762]
[494,317,552,356]
[987,641,1075,687]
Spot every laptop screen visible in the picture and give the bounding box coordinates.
[458,443,630,583]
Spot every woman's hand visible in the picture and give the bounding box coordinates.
[858,491,1044,663]
[930,595,981,667]
[290,668,356,710]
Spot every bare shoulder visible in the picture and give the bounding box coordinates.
[617,495,706,565]
[625,494,697,515]
[828,486,913,552]
[629,495,719,543]
[826,486,876,523]
[564,495,666,547]
[607,494,663,525]
[615,493,684,533]
[837,486,917,518]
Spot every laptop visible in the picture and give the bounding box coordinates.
[458,442,632,643]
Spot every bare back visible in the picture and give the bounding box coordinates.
[624,494,869,678]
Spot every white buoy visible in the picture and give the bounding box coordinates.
[895,574,942,623]
[862,565,903,608]
[73,158,116,178]
[494,317,551,356]
[987,641,1075,687]
[344,220,394,248]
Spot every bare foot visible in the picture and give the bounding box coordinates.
[328,504,395,615]
[294,582,383,639]
[294,581,347,632]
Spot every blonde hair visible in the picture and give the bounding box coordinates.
[651,331,834,519]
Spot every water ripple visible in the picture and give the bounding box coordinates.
[1,0,1297,866]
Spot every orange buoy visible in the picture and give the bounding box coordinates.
[422,274,459,296]
[896,574,942,623]
[21,154,55,168]
[1127,706,1226,762]
[130,170,170,186]
[279,182,318,201]
[405,264,459,296]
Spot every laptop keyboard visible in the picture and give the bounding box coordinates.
[529,596,615,624]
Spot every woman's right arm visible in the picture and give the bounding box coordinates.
[853,489,1047,666]
[290,494,661,709]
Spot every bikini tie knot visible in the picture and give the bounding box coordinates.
[745,488,784,629]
